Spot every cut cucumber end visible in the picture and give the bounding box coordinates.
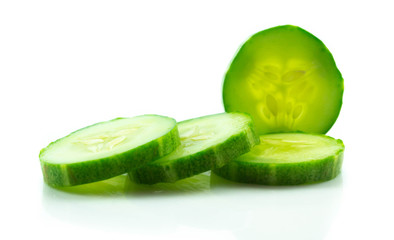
[128,112,260,184]
[40,115,180,187]
[213,133,344,185]
[223,25,343,135]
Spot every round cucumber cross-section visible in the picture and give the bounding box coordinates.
[213,133,344,185]
[223,25,344,134]
[128,112,259,184]
[39,115,180,187]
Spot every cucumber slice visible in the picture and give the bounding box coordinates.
[40,115,180,187]
[128,112,259,184]
[213,133,344,185]
[223,25,344,135]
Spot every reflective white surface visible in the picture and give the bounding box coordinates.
[1,1,394,239]
[42,173,343,240]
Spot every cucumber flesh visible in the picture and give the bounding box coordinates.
[213,133,344,185]
[128,112,259,184]
[223,25,343,135]
[40,115,180,187]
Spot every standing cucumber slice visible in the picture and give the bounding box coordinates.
[40,115,180,187]
[213,133,344,185]
[223,25,344,135]
[128,113,259,184]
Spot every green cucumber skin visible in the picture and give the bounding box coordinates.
[213,145,344,185]
[40,119,180,187]
[129,114,260,184]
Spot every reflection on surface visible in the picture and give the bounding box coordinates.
[51,174,129,196]
[47,173,211,197]
[211,173,344,240]
[42,171,343,239]
[125,173,210,196]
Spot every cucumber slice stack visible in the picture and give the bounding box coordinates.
[40,24,345,189]
[213,133,344,185]
[216,25,345,185]
[40,113,260,187]
[128,113,259,184]
[40,115,180,187]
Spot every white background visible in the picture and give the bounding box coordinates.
[1,0,393,239]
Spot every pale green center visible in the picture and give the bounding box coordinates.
[247,61,317,131]
[180,125,215,148]
[239,133,342,163]
[72,127,140,153]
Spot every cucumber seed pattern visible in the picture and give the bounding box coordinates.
[250,137,318,157]
[72,127,140,153]
[247,62,316,131]
[180,125,215,149]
